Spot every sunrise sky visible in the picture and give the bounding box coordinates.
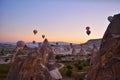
[0,0,120,43]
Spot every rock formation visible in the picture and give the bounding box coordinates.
[87,14,120,80]
[7,48,51,80]
[79,46,86,56]
[40,39,55,66]
[72,48,76,55]
[7,39,62,80]
[90,44,98,66]
[40,39,62,80]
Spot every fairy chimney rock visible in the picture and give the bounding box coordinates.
[7,44,51,80]
[40,39,62,80]
[40,39,55,65]
[87,14,120,80]
[72,48,76,55]
[106,14,120,34]
[41,38,51,48]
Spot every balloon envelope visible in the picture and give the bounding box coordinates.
[86,27,90,30]
[42,35,45,39]
[86,30,91,35]
[33,29,37,35]
[17,41,25,47]
[32,41,36,44]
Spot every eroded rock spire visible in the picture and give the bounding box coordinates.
[87,14,120,80]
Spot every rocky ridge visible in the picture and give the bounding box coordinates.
[87,14,120,80]
[7,39,58,80]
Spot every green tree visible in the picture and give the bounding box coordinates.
[66,69,72,77]
[55,54,62,60]
[66,65,73,69]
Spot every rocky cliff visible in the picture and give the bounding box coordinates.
[7,39,56,80]
[87,14,120,80]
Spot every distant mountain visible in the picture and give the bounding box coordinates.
[0,39,101,48]
[83,38,102,49]
[25,42,76,47]
[0,41,77,47]
[48,41,77,45]
[0,42,16,45]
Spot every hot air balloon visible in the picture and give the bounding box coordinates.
[32,40,36,44]
[17,41,25,47]
[42,35,45,39]
[56,42,58,46]
[17,41,25,49]
[108,16,113,22]
[86,26,90,30]
[86,30,91,35]
[33,29,37,35]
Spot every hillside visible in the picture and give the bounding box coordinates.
[82,39,101,49]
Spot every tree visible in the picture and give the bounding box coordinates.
[55,54,62,60]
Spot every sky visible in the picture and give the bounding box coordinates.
[0,0,120,43]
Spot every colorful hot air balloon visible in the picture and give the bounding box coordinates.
[32,40,36,44]
[42,35,45,39]
[17,41,25,49]
[33,29,37,35]
[86,30,91,35]
[108,16,113,22]
[86,26,90,30]
[56,42,58,46]
[17,41,25,47]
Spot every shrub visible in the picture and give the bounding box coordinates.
[55,54,62,60]
[77,64,83,70]
[66,69,72,77]
[59,67,68,75]
[0,64,10,73]
[66,65,73,69]
[82,66,90,71]
[0,64,10,80]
